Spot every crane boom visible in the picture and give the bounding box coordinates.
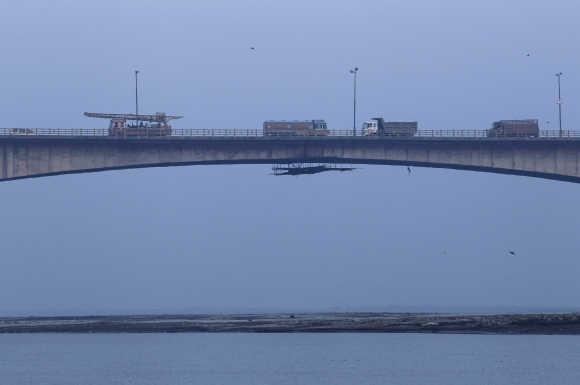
[84,112,183,123]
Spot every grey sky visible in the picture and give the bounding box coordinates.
[0,0,579,315]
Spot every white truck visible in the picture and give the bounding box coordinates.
[362,118,418,137]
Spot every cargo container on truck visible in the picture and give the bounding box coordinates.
[487,119,539,138]
[263,120,329,136]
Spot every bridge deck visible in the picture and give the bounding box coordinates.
[1,129,580,183]
[1,128,579,140]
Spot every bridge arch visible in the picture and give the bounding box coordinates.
[0,136,579,183]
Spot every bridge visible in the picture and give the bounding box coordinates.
[1,128,580,183]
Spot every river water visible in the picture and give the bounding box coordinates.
[1,333,579,385]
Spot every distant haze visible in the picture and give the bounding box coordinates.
[0,0,579,316]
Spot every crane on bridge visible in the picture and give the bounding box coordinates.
[84,112,183,137]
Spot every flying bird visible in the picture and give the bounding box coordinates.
[509,251,516,256]
[250,46,256,51]
[407,166,412,175]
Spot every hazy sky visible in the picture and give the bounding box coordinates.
[0,0,579,315]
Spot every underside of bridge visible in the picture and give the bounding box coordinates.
[1,136,579,183]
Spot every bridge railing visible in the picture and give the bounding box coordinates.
[173,129,263,137]
[539,130,580,138]
[0,128,109,136]
[1,127,580,138]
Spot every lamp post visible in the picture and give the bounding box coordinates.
[556,72,563,137]
[135,70,140,116]
[350,67,359,136]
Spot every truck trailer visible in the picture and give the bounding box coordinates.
[487,119,539,138]
[263,120,329,136]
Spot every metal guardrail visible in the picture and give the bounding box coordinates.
[538,130,580,138]
[415,130,580,138]
[1,128,108,136]
[1,127,580,138]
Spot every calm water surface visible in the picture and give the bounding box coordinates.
[1,333,579,385]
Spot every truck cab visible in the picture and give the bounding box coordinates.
[362,119,380,136]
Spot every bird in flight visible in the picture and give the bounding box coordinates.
[509,251,516,256]
[407,166,412,175]
[250,46,256,51]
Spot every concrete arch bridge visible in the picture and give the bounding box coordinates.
[1,130,580,183]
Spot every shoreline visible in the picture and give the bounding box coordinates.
[1,312,580,334]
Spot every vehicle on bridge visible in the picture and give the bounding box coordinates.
[487,119,539,138]
[263,120,329,136]
[362,118,418,137]
[84,112,183,137]
[9,128,35,135]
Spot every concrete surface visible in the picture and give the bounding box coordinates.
[1,136,579,183]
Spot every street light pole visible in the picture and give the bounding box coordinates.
[350,67,359,136]
[556,72,563,137]
[135,70,140,116]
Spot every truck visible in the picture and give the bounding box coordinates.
[362,118,418,137]
[487,119,539,138]
[263,120,329,136]
[84,112,182,137]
